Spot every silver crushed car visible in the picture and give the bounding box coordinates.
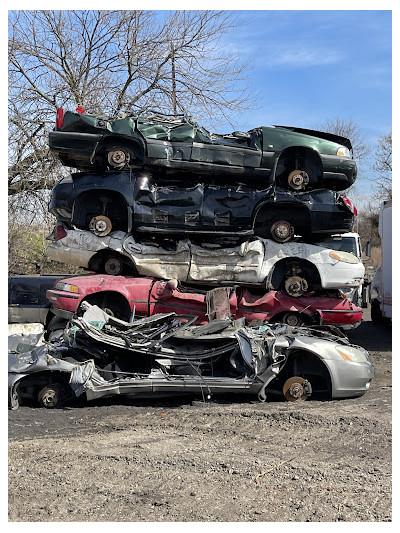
[8,305,374,409]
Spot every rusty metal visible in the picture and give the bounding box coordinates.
[107,147,130,168]
[284,276,308,297]
[270,220,294,243]
[288,169,309,190]
[89,215,112,237]
[104,256,123,275]
[283,376,312,401]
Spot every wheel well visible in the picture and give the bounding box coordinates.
[267,257,321,291]
[88,249,137,275]
[269,257,322,290]
[16,371,72,403]
[81,290,132,321]
[98,136,145,161]
[269,311,314,326]
[254,203,311,237]
[271,349,332,398]
[72,190,130,231]
[274,146,323,188]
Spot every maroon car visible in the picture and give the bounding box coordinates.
[46,275,362,330]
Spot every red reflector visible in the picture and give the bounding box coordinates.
[56,108,64,129]
[55,225,67,241]
[76,106,85,114]
[341,196,357,216]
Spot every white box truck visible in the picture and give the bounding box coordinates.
[371,200,392,323]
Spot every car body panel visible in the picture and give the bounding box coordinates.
[46,274,363,328]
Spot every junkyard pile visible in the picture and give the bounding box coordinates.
[9,109,374,409]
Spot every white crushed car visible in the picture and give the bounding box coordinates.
[46,228,365,297]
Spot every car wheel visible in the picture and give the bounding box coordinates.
[283,376,312,402]
[89,215,113,237]
[284,276,308,297]
[269,220,294,243]
[38,384,68,409]
[104,256,124,276]
[281,312,302,327]
[107,146,132,169]
[287,169,309,190]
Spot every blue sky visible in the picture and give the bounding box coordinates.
[213,10,392,203]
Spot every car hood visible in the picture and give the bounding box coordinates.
[274,126,353,151]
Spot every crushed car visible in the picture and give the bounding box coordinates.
[48,170,357,243]
[8,305,374,410]
[46,230,365,297]
[49,110,357,191]
[46,275,363,330]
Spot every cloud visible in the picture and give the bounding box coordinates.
[258,45,345,69]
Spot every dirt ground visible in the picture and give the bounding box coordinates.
[8,307,392,523]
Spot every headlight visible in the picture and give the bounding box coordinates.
[55,282,79,293]
[329,251,360,264]
[335,345,370,363]
[337,146,351,157]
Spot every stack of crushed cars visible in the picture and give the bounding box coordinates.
[8,109,374,409]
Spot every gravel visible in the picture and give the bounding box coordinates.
[8,307,392,522]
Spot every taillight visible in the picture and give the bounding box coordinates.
[340,196,358,216]
[55,225,67,241]
[56,108,64,129]
[76,106,85,114]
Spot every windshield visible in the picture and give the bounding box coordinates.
[313,237,359,257]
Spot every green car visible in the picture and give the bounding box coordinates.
[49,109,357,191]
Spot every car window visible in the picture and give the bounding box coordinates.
[9,281,39,305]
[313,238,358,256]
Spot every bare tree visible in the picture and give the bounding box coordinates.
[316,117,370,163]
[8,10,254,208]
[373,132,392,199]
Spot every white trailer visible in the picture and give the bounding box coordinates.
[371,200,392,322]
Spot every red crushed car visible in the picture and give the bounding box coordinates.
[46,275,362,330]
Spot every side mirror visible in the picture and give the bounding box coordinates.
[364,241,371,259]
